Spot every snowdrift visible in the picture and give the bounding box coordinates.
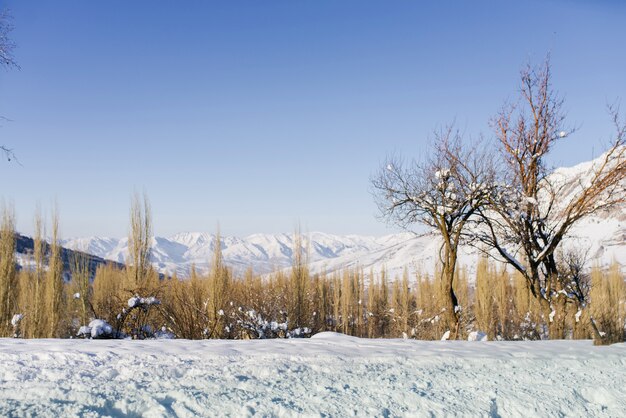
[1,333,625,416]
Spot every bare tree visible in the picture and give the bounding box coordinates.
[1,9,18,163]
[372,128,493,338]
[475,59,626,340]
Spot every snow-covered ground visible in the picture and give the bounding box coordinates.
[1,333,625,417]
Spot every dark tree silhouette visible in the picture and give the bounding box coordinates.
[1,9,18,163]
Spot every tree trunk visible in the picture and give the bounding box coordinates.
[442,249,460,339]
[443,279,460,339]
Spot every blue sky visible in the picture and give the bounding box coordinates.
[0,1,625,238]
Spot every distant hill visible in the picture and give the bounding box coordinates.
[15,233,124,279]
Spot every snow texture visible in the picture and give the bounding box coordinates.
[0,333,624,417]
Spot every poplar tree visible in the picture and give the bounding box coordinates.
[45,210,64,337]
[289,230,309,332]
[0,206,17,336]
[207,231,229,338]
[127,192,152,292]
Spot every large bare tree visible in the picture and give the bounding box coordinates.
[373,128,492,338]
[475,60,626,340]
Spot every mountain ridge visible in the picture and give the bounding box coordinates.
[59,152,625,279]
[60,223,624,280]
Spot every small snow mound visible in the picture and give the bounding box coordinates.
[468,331,488,341]
[77,326,91,337]
[78,319,114,339]
[441,330,451,341]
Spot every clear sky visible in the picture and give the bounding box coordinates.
[0,0,625,238]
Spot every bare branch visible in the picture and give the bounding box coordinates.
[0,9,19,70]
[1,9,20,163]
[0,145,20,165]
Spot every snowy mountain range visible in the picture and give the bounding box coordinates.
[61,232,417,278]
[61,153,626,279]
[60,221,624,280]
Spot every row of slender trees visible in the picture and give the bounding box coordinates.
[0,206,64,337]
[0,196,623,342]
[372,59,626,341]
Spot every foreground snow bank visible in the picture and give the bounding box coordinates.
[1,333,625,417]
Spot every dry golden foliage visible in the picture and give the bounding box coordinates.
[0,206,17,336]
[45,209,64,338]
[1,209,623,341]
[5,252,625,341]
[590,263,625,344]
